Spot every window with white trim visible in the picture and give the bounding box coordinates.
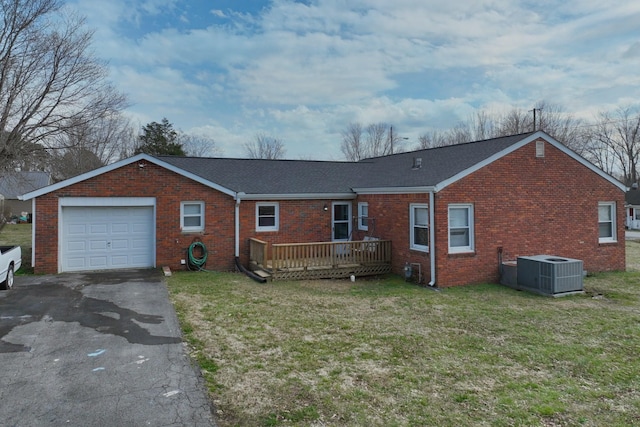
[358,202,369,231]
[181,201,204,232]
[598,202,616,242]
[410,204,429,252]
[256,202,279,232]
[448,204,474,253]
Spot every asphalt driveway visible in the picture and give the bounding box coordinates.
[0,269,215,427]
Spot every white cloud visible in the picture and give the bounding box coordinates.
[69,0,640,160]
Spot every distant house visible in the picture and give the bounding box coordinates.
[625,184,640,229]
[0,171,51,220]
[20,131,626,287]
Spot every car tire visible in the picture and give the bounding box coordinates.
[4,264,14,290]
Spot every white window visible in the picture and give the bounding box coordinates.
[598,202,616,242]
[181,201,204,232]
[358,202,369,231]
[448,204,474,253]
[410,204,429,252]
[256,202,279,232]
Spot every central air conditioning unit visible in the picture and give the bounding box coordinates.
[515,255,584,296]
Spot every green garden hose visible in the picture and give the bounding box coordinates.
[187,241,208,270]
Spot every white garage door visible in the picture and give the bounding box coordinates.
[61,206,155,272]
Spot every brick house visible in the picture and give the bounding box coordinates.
[625,185,640,229]
[21,131,626,287]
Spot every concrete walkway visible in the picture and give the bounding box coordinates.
[626,230,640,240]
[0,269,216,427]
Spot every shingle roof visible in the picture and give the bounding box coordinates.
[626,188,640,205]
[0,171,51,199]
[158,132,536,194]
[157,156,369,195]
[22,130,625,201]
[354,132,535,189]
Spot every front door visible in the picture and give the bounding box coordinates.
[332,202,352,242]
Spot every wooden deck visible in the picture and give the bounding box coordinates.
[248,238,392,281]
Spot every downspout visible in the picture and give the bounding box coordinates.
[234,192,245,258]
[31,198,36,269]
[428,191,436,287]
[233,192,266,283]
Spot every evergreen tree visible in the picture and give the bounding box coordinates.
[135,118,185,156]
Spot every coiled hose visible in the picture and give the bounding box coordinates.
[187,241,208,270]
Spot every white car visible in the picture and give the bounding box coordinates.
[0,246,21,290]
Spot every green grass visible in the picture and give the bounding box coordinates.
[167,258,640,427]
[0,223,32,273]
[0,222,32,248]
[3,222,639,425]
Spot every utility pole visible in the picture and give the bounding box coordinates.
[389,125,408,155]
[531,108,543,131]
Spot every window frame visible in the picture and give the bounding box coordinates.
[256,202,279,232]
[448,203,474,253]
[358,202,369,231]
[409,203,429,252]
[598,202,616,243]
[181,201,205,232]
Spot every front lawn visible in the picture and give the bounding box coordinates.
[167,245,640,426]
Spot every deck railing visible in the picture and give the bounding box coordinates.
[249,238,268,267]
[249,238,392,280]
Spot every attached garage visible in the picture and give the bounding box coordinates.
[59,198,156,272]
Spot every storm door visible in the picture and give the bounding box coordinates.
[332,202,352,242]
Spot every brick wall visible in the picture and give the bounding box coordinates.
[33,162,237,274]
[434,138,625,286]
[355,138,625,287]
[237,199,337,265]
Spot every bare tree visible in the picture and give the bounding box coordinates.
[0,0,127,173]
[497,108,532,136]
[340,122,363,161]
[179,132,222,157]
[415,102,587,151]
[586,107,640,185]
[341,122,405,160]
[532,101,586,153]
[50,113,136,180]
[365,123,389,157]
[244,133,286,159]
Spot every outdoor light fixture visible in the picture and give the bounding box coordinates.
[323,204,328,211]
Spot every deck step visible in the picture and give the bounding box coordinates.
[253,269,271,279]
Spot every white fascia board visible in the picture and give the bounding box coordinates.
[19,154,237,200]
[353,186,435,195]
[239,193,356,201]
[59,197,156,207]
[433,131,627,193]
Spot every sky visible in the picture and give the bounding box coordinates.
[68,0,640,160]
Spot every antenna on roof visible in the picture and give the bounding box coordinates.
[530,107,543,132]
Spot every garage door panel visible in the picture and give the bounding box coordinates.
[90,240,109,250]
[68,224,87,235]
[67,240,86,251]
[111,239,129,250]
[111,255,130,267]
[111,223,130,234]
[62,206,154,272]
[89,256,108,268]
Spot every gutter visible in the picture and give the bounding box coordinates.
[428,191,436,287]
